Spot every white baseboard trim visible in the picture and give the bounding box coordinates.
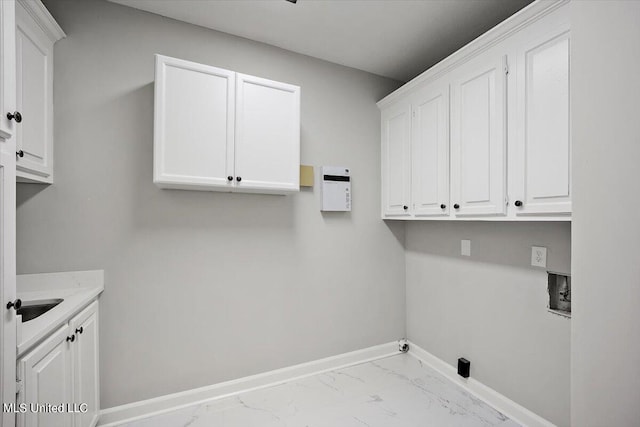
[407,341,556,427]
[98,342,400,426]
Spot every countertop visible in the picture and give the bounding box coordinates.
[17,270,104,357]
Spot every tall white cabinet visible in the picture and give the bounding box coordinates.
[154,55,300,194]
[379,1,571,221]
[0,2,18,427]
[2,2,64,426]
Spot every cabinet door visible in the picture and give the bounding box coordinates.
[0,8,16,427]
[411,81,449,217]
[18,325,72,427]
[451,53,507,216]
[1,127,17,427]
[154,55,235,190]
[15,0,56,183]
[513,23,571,216]
[234,73,300,193]
[381,102,411,217]
[70,302,99,427]
[0,0,16,140]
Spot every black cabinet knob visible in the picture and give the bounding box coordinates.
[227,176,233,181]
[75,327,84,334]
[453,204,460,209]
[403,205,408,210]
[16,150,24,158]
[6,299,22,310]
[7,111,22,123]
[236,176,242,182]
[515,200,523,207]
[440,204,446,209]
[66,335,75,343]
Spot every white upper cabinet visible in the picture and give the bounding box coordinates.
[154,55,300,195]
[411,80,449,217]
[234,73,300,193]
[378,0,571,221]
[450,52,507,217]
[381,102,411,216]
[15,0,65,183]
[154,56,235,190]
[512,10,571,216]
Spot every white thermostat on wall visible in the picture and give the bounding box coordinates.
[321,166,351,212]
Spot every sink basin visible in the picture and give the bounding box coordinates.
[17,299,63,322]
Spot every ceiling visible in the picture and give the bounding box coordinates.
[108,0,534,82]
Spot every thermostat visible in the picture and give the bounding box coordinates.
[321,166,351,211]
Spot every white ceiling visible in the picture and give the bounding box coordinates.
[108,0,533,82]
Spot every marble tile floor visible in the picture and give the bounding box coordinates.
[117,353,520,427]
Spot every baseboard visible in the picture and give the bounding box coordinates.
[407,341,556,427]
[98,342,400,426]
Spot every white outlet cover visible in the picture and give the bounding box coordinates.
[531,246,547,267]
[461,240,471,257]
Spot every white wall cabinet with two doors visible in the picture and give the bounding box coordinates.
[17,301,100,427]
[154,55,301,195]
[380,1,571,221]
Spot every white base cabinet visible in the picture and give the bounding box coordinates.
[18,325,73,427]
[378,0,571,221]
[154,55,300,195]
[17,301,99,427]
[69,302,99,427]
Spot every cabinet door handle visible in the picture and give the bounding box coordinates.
[66,335,75,343]
[515,200,523,207]
[403,205,408,210]
[7,111,22,123]
[75,327,84,334]
[227,176,233,181]
[453,204,460,209]
[236,176,242,182]
[440,204,446,209]
[16,150,24,158]
[6,299,22,310]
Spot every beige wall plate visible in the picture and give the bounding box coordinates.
[300,165,314,187]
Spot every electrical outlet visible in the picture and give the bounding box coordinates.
[461,240,471,256]
[531,246,547,268]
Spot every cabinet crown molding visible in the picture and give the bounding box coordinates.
[17,0,65,42]
[377,0,569,109]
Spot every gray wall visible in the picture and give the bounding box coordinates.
[406,221,571,426]
[571,2,640,426]
[17,0,405,408]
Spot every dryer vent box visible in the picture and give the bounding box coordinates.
[321,166,351,211]
[548,273,571,316]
